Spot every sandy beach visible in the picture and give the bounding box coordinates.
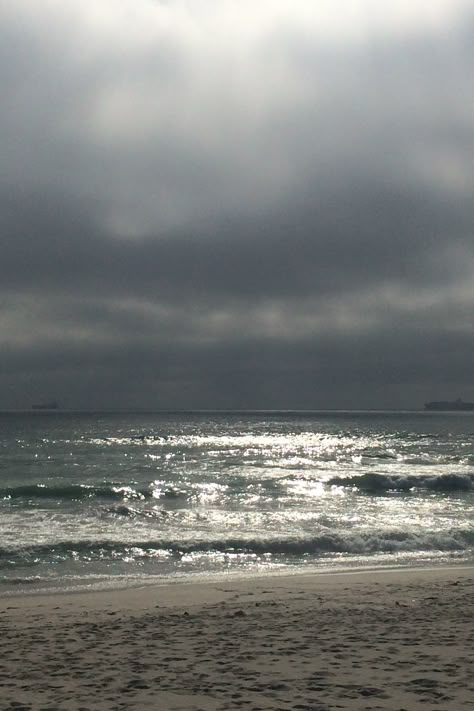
[0,566,473,710]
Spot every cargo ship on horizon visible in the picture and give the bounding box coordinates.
[424,398,474,411]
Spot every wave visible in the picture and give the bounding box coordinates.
[1,528,472,566]
[328,472,474,493]
[0,576,42,585]
[91,434,169,445]
[2,471,473,505]
[0,482,152,501]
[104,504,170,519]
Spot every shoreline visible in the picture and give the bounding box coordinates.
[2,557,473,602]
[1,565,473,709]
[2,561,473,607]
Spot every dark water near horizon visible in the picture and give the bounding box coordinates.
[0,410,473,595]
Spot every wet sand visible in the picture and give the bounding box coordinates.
[0,566,473,710]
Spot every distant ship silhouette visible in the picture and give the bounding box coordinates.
[424,398,474,411]
[32,401,59,410]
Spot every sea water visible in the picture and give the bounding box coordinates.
[0,410,473,594]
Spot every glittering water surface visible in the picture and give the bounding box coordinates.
[0,411,473,593]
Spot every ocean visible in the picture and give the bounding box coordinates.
[0,410,473,595]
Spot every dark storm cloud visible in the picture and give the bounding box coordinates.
[1,1,473,408]
[1,182,472,301]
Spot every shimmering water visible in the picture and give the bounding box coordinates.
[1,410,473,594]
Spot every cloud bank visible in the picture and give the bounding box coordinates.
[1,1,473,409]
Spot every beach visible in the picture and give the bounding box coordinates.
[1,566,473,710]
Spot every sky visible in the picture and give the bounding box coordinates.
[1,0,473,410]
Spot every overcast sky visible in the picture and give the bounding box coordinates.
[1,0,473,410]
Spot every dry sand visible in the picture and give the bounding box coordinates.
[0,566,473,710]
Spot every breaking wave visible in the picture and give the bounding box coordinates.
[0,483,184,502]
[1,528,472,567]
[328,472,474,492]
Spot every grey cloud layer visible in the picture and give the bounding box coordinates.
[1,1,473,408]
